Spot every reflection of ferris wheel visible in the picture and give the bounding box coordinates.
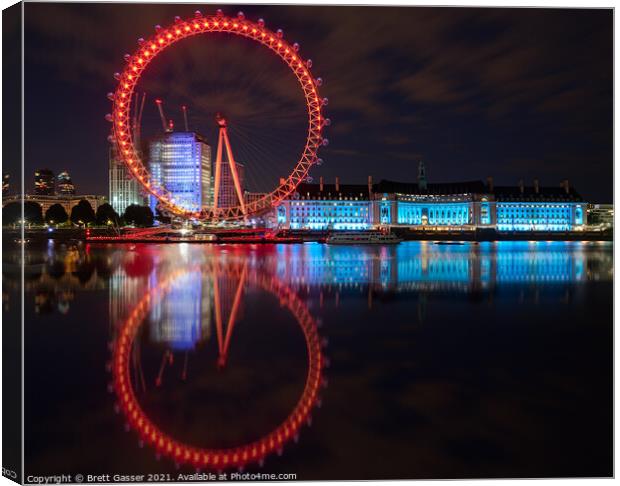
[111,264,325,470]
[107,9,329,222]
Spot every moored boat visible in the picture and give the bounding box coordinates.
[326,231,402,245]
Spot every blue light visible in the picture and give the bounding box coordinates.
[496,202,580,231]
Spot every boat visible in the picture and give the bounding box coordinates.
[434,241,465,245]
[326,231,402,245]
[193,233,217,242]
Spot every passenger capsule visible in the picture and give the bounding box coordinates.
[105,114,113,122]
[306,59,313,68]
[321,138,329,147]
[276,28,284,38]
[237,11,245,19]
[155,24,162,32]
[315,77,323,86]
[174,16,181,23]
[113,72,121,80]
[216,9,224,16]
[107,92,114,101]
[258,18,265,27]
[194,10,202,17]
[137,37,144,45]
[293,42,300,52]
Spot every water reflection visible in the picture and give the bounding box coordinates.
[15,240,613,477]
[110,259,323,470]
[3,241,613,317]
[274,242,612,291]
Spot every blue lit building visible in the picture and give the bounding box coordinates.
[274,164,587,232]
[279,179,372,230]
[493,182,584,231]
[148,132,212,214]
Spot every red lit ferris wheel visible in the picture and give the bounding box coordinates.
[107,9,329,222]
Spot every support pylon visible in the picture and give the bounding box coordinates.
[212,113,246,215]
[213,264,248,369]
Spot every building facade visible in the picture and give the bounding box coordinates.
[2,172,9,196]
[148,132,212,214]
[586,204,614,228]
[56,171,76,196]
[34,168,55,196]
[109,146,147,215]
[275,173,587,232]
[217,161,245,208]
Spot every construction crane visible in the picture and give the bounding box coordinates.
[132,92,146,149]
[154,99,172,133]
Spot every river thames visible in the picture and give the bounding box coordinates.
[5,240,612,479]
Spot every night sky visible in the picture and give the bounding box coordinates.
[16,3,613,201]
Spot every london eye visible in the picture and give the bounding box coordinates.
[107,10,329,222]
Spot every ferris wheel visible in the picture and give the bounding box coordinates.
[107,9,329,222]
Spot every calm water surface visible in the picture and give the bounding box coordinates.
[7,240,613,479]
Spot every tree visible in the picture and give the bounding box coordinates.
[45,203,68,225]
[95,203,120,226]
[70,199,95,226]
[2,202,21,226]
[123,204,154,227]
[155,204,172,224]
[24,201,43,225]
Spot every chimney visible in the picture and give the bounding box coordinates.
[335,176,340,192]
[368,175,373,195]
[518,179,524,194]
[319,176,324,192]
[486,176,494,192]
[534,179,539,194]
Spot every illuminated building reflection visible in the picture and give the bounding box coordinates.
[3,241,613,316]
[273,241,613,292]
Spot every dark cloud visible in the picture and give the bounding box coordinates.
[20,4,612,201]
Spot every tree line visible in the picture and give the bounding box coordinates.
[2,200,155,227]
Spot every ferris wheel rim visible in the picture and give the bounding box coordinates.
[112,265,323,469]
[110,12,326,222]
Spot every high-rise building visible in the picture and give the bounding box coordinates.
[34,168,55,195]
[148,132,212,214]
[218,161,245,208]
[2,172,9,197]
[56,171,75,195]
[109,145,146,215]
